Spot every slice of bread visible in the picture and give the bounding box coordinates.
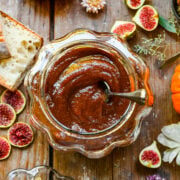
[0,11,43,91]
[0,24,11,60]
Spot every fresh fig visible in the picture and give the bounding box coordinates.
[1,89,26,114]
[0,103,16,128]
[8,122,34,148]
[132,5,159,31]
[125,0,145,10]
[139,141,161,168]
[0,137,11,160]
[111,21,136,40]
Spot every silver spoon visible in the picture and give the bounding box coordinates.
[102,81,146,105]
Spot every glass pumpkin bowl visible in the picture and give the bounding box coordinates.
[24,29,153,159]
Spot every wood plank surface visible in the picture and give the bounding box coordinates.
[0,0,50,179]
[54,0,180,180]
[0,0,179,179]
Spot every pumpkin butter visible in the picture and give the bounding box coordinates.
[44,46,131,133]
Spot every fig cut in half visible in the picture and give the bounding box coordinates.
[0,103,16,128]
[125,0,145,10]
[8,122,34,148]
[132,5,159,31]
[111,21,136,40]
[1,89,26,114]
[139,141,161,168]
[0,137,11,160]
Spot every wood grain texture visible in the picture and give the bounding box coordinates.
[54,1,113,179]
[112,0,180,179]
[0,0,179,179]
[0,0,50,178]
[54,0,180,180]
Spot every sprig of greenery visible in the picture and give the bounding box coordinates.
[133,32,166,61]
[133,12,179,64]
[168,11,180,36]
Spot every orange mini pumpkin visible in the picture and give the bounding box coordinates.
[171,64,180,114]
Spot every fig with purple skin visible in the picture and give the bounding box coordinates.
[0,137,11,160]
[125,0,145,10]
[132,5,159,31]
[0,103,16,128]
[8,122,34,148]
[139,141,161,168]
[1,89,26,114]
[111,21,136,40]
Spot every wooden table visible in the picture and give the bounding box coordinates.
[0,0,180,179]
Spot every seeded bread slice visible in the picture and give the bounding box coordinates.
[0,11,43,90]
[0,24,11,60]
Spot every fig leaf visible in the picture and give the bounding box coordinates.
[159,15,177,33]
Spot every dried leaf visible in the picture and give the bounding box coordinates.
[157,123,180,166]
[176,151,180,165]
[168,148,180,163]
[163,148,180,164]
[163,149,172,162]
[157,133,180,148]
[161,124,180,143]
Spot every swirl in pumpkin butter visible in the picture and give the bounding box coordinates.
[45,47,131,133]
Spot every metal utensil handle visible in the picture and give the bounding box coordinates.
[109,89,146,105]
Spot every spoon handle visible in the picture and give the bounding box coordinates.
[109,89,146,105]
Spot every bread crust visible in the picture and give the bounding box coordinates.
[0,11,43,44]
[0,11,43,90]
[0,75,14,90]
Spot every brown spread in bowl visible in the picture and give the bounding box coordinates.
[25,29,153,158]
[45,45,131,133]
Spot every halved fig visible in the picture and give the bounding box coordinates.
[0,103,16,128]
[125,0,145,10]
[8,122,34,148]
[139,141,161,168]
[132,5,159,31]
[0,137,11,160]
[1,89,26,114]
[111,21,136,40]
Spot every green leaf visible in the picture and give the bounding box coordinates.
[159,15,177,33]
